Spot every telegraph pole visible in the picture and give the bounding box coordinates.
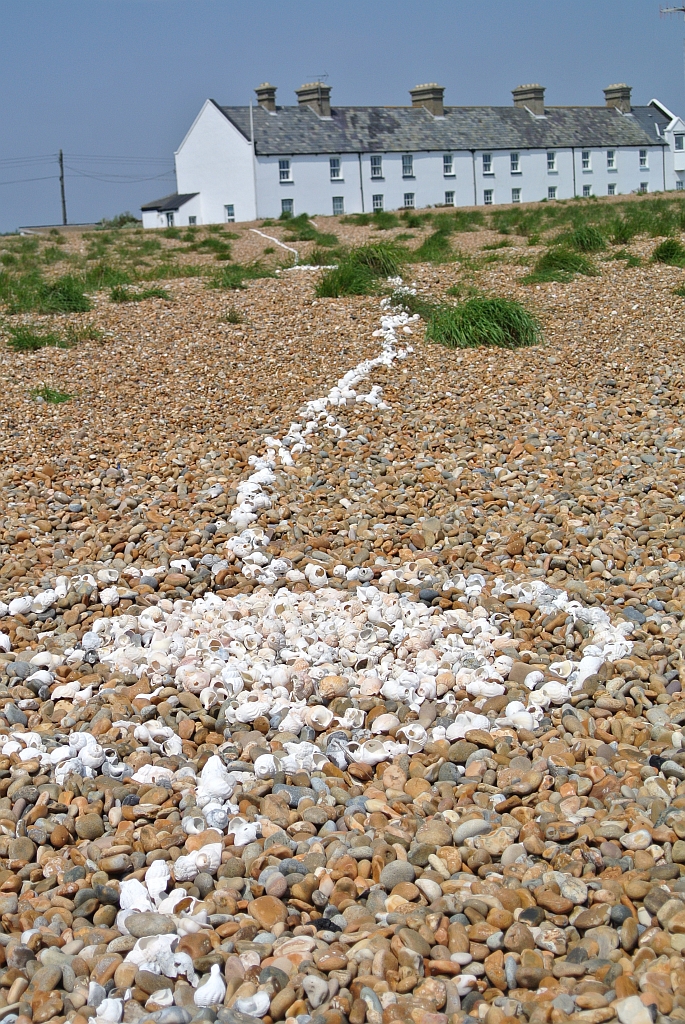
[58,149,67,225]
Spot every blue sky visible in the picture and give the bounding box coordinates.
[1,0,685,232]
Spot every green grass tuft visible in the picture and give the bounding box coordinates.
[563,224,606,252]
[0,272,91,313]
[110,285,171,303]
[482,239,512,251]
[31,384,73,403]
[222,308,243,324]
[411,231,452,263]
[424,296,541,350]
[652,238,685,266]
[282,214,339,246]
[610,249,641,267]
[210,262,274,290]
[524,246,598,284]
[6,325,68,351]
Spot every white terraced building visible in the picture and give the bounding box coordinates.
[141,81,685,227]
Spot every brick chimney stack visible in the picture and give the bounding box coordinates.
[295,82,331,117]
[512,84,545,116]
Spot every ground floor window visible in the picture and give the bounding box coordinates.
[444,190,454,206]
[165,212,174,226]
[677,180,684,191]
[332,196,344,215]
[548,186,557,200]
[483,189,493,205]
[403,192,415,208]
[582,185,592,198]
[372,194,383,211]
[224,204,235,222]
[639,182,648,194]
[511,187,521,203]
[607,184,616,196]
[188,215,197,225]
[281,198,294,216]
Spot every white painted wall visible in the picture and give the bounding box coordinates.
[143,97,685,227]
[175,100,256,224]
[141,194,203,229]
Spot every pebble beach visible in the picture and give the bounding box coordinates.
[0,212,683,1024]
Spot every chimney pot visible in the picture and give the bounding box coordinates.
[512,83,545,116]
[604,83,631,113]
[409,83,445,117]
[255,83,277,112]
[295,82,331,117]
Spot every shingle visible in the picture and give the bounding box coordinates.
[141,193,199,212]
[217,102,665,155]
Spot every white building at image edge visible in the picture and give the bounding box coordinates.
[141,81,685,227]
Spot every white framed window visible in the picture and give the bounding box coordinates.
[483,188,493,205]
[677,179,684,190]
[372,193,384,211]
[639,182,648,193]
[676,135,685,151]
[581,150,591,170]
[444,190,455,206]
[548,186,557,200]
[279,159,291,182]
[403,192,415,208]
[165,212,175,227]
[443,154,454,176]
[640,149,648,169]
[370,155,383,179]
[608,183,616,196]
[281,198,294,215]
[402,155,414,178]
[329,157,342,180]
[607,150,615,169]
[547,151,556,172]
[332,196,344,215]
[482,153,492,174]
[224,204,235,223]
[582,184,592,197]
[511,187,521,203]
[188,216,197,225]
[510,152,520,173]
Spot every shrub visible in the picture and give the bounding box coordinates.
[110,285,170,302]
[424,297,541,349]
[6,325,67,351]
[652,238,685,266]
[98,212,140,229]
[524,247,597,283]
[31,384,72,403]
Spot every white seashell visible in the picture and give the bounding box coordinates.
[304,706,334,731]
[445,712,491,740]
[371,713,399,734]
[466,678,505,698]
[496,701,540,732]
[549,660,574,679]
[202,803,229,831]
[8,597,32,616]
[522,670,544,689]
[573,655,603,690]
[194,964,226,1007]
[96,998,123,1023]
[0,633,10,653]
[396,723,427,754]
[226,818,259,848]
[99,587,120,608]
[145,990,173,1009]
[236,993,270,1017]
[254,752,281,779]
[335,707,365,728]
[145,860,170,904]
[346,738,392,765]
[196,755,233,805]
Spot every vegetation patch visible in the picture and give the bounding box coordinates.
[0,272,92,314]
[222,308,243,324]
[281,213,338,247]
[562,225,606,252]
[652,238,685,266]
[110,285,171,303]
[410,230,452,263]
[524,247,598,284]
[210,262,275,290]
[427,297,540,349]
[98,212,140,229]
[482,239,512,251]
[316,242,404,297]
[5,325,68,351]
[31,384,72,403]
[609,249,641,267]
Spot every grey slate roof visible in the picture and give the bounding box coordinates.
[141,192,198,211]
[215,100,667,155]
